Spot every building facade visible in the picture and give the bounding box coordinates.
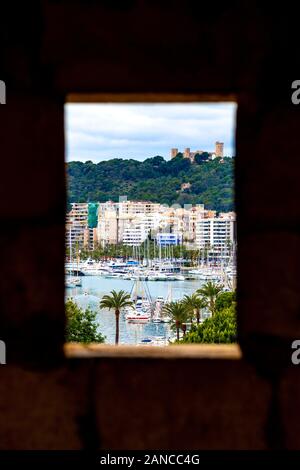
[122,224,149,246]
[195,212,236,259]
[215,141,224,157]
[67,199,235,255]
[170,148,178,158]
[66,203,99,250]
[65,203,88,249]
[156,232,183,246]
[96,199,230,249]
[170,145,220,162]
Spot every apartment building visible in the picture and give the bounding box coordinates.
[66,203,100,250]
[65,203,88,248]
[96,200,225,248]
[71,199,236,252]
[97,209,118,246]
[118,200,162,216]
[159,205,214,243]
[156,232,183,246]
[195,212,236,258]
[122,224,149,246]
[97,200,164,246]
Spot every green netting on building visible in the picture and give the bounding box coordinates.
[88,203,99,228]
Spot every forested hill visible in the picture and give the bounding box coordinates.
[67,155,234,212]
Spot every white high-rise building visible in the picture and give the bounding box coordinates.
[195,212,236,254]
[122,224,149,246]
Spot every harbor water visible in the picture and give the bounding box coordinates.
[66,276,206,345]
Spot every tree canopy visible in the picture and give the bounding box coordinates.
[215,291,236,312]
[67,155,234,212]
[180,305,237,344]
[179,289,237,344]
[66,298,105,343]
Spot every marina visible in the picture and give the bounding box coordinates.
[65,258,236,285]
[65,258,236,345]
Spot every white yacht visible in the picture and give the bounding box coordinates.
[125,302,151,323]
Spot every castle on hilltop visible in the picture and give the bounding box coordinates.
[171,141,224,162]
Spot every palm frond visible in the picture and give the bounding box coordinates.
[100,289,133,310]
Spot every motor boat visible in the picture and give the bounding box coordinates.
[125,308,151,323]
[161,315,171,323]
[138,338,153,345]
[65,276,82,288]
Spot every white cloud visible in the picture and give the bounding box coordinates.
[65,103,237,162]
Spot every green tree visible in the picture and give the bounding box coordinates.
[67,156,234,212]
[182,293,207,324]
[194,152,209,164]
[163,301,188,341]
[215,291,236,312]
[180,306,237,344]
[197,281,224,316]
[99,290,133,345]
[66,298,105,343]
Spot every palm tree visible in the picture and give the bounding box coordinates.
[163,301,188,341]
[197,281,223,316]
[182,293,207,324]
[99,290,133,345]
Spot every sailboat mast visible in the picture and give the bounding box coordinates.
[69,229,72,281]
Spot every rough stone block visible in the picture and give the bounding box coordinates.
[0,95,65,219]
[0,361,91,449]
[237,105,300,226]
[238,232,300,341]
[95,358,271,450]
[279,366,300,449]
[0,224,65,361]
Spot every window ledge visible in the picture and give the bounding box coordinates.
[64,343,241,360]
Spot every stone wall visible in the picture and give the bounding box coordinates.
[0,1,299,449]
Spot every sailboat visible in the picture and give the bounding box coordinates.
[65,231,82,288]
[160,284,172,323]
[125,276,152,323]
[223,242,237,291]
[151,295,166,323]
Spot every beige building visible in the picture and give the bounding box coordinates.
[97,200,164,246]
[157,204,211,244]
[215,141,224,157]
[170,147,216,162]
[183,147,191,159]
[97,209,118,246]
[118,200,162,216]
[95,199,234,251]
[170,148,178,158]
[66,203,88,249]
[83,227,98,250]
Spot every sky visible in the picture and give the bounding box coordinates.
[65,102,236,162]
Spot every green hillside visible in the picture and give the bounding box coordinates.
[67,154,234,212]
